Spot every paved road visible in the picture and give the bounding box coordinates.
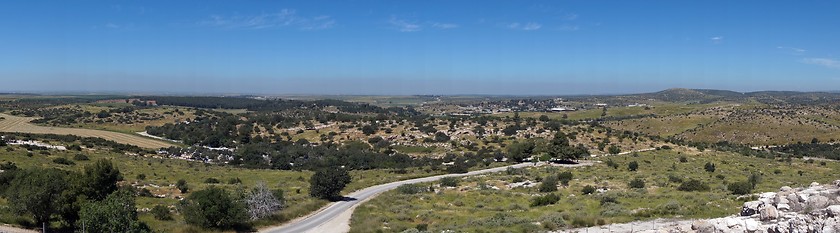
[261,162,536,233]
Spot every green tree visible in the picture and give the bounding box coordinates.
[543,132,589,161]
[4,168,68,226]
[608,145,621,155]
[557,171,574,186]
[506,140,536,162]
[78,189,151,233]
[704,162,716,172]
[181,187,247,229]
[309,167,351,200]
[78,159,123,201]
[628,161,639,171]
[628,178,645,189]
[539,175,558,192]
[151,205,172,220]
[176,179,189,193]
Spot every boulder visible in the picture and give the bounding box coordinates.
[826,205,840,217]
[780,186,792,192]
[811,182,821,188]
[768,222,789,233]
[824,217,840,233]
[692,220,715,233]
[742,201,763,216]
[745,219,759,232]
[760,204,779,221]
[725,217,742,228]
[777,203,791,211]
[807,195,830,210]
[833,180,840,187]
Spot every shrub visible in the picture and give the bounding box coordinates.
[704,162,716,172]
[582,185,596,195]
[628,161,639,171]
[180,187,247,228]
[74,153,90,161]
[677,179,709,192]
[176,179,189,193]
[53,157,75,165]
[530,193,560,207]
[679,156,688,163]
[440,177,460,187]
[667,174,683,183]
[727,181,754,195]
[605,159,619,169]
[204,178,220,184]
[227,177,242,184]
[151,205,172,220]
[136,174,146,180]
[628,178,645,189]
[397,184,427,194]
[539,175,558,192]
[557,171,574,186]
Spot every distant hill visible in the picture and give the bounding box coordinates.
[634,88,840,104]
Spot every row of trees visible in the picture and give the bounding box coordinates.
[506,132,590,162]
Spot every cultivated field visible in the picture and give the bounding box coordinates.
[0,113,174,148]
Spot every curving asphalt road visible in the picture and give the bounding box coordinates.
[261,162,536,233]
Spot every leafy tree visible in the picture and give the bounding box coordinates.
[151,204,172,220]
[538,115,550,122]
[79,159,122,201]
[78,189,151,233]
[245,181,284,220]
[628,161,639,171]
[704,162,716,172]
[543,132,589,161]
[539,175,558,192]
[507,140,536,162]
[309,167,351,200]
[180,187,247,229]
[4,168,68,226]
[176,179,189,193]
[608,145,620,155]
[434,131,450,142]
[628,178,645,189]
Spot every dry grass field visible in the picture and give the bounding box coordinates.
[0,113,175,148]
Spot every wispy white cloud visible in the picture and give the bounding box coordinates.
[710,36,724,44]
[199,9,335,30]
[777,46,807,54]
[105,23,120,29]
[431,22,458,29]
[507,22,542,31]
[801,58,840,69]
[388,16,421,32]
[563,13,579,21]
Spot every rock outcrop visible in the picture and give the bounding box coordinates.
[692,181,840,233]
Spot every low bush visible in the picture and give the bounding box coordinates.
[440,177,459,187]
[628,178,645,189]
[530,193,560,207]
[677,179,709,192]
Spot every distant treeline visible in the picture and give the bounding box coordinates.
[772,143,840,160]
[1,133,150,154]
[140,96,421,115]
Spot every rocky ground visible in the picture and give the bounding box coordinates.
[565,180,840,233]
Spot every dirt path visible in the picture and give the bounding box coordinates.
[560,218,696,233]
[0,113,175,149]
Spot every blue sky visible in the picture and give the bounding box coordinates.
[1,0,839,95]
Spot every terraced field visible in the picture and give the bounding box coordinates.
[0,113,175,148]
